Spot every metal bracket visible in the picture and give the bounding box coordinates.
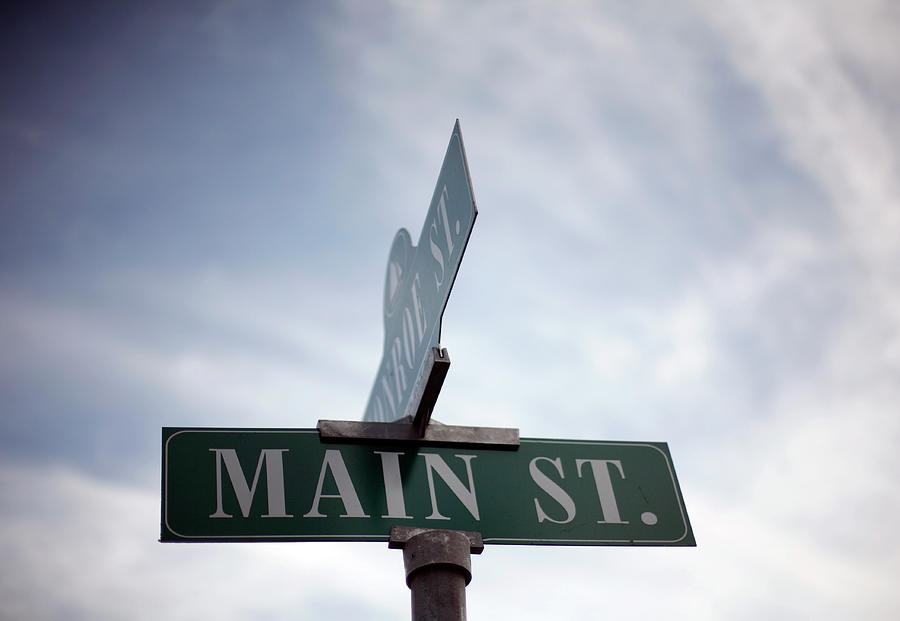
[411,347,451,436]
[317,418,520,450]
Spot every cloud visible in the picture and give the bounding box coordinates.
[0,266,384,481]
[703,0,900,265]
[0,462,409,621]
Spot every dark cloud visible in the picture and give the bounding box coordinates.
[1,3,363,273]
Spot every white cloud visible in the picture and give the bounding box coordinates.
[0,267,382,430]
[702,0,900,268]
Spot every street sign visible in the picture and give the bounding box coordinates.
[363,121,477,423]
[161,428,694,546]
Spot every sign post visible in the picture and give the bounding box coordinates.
[389,527,483,621]
[160,120,695,621]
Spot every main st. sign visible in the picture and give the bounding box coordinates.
[162,428,693,546]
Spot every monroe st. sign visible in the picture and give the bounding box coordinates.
[161,428,694,546]
[362,121,477,424]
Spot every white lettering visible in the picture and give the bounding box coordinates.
[379,373,397,420]
[375,451,413,519]
[388,337,408,400]
[401,307,416,367]
[576,459,629,524]
[209,449,292,518]
[372,395,385,423]
[429,224,445,290]
[436,186,455,259]
[529,456,576,524]
[304,449,370,518]
[422,453,480,520]
[410,273,427,341]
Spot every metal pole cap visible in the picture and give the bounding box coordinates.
[389,527,484,587]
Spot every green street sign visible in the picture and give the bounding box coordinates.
[161,428,694,546]
[362,120,477,423]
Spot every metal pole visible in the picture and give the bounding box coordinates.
[389,527,484,621]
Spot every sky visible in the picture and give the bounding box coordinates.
[2,0,899,618]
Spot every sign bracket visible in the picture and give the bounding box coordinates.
[317,417,520,450]
[411,347,451,436]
